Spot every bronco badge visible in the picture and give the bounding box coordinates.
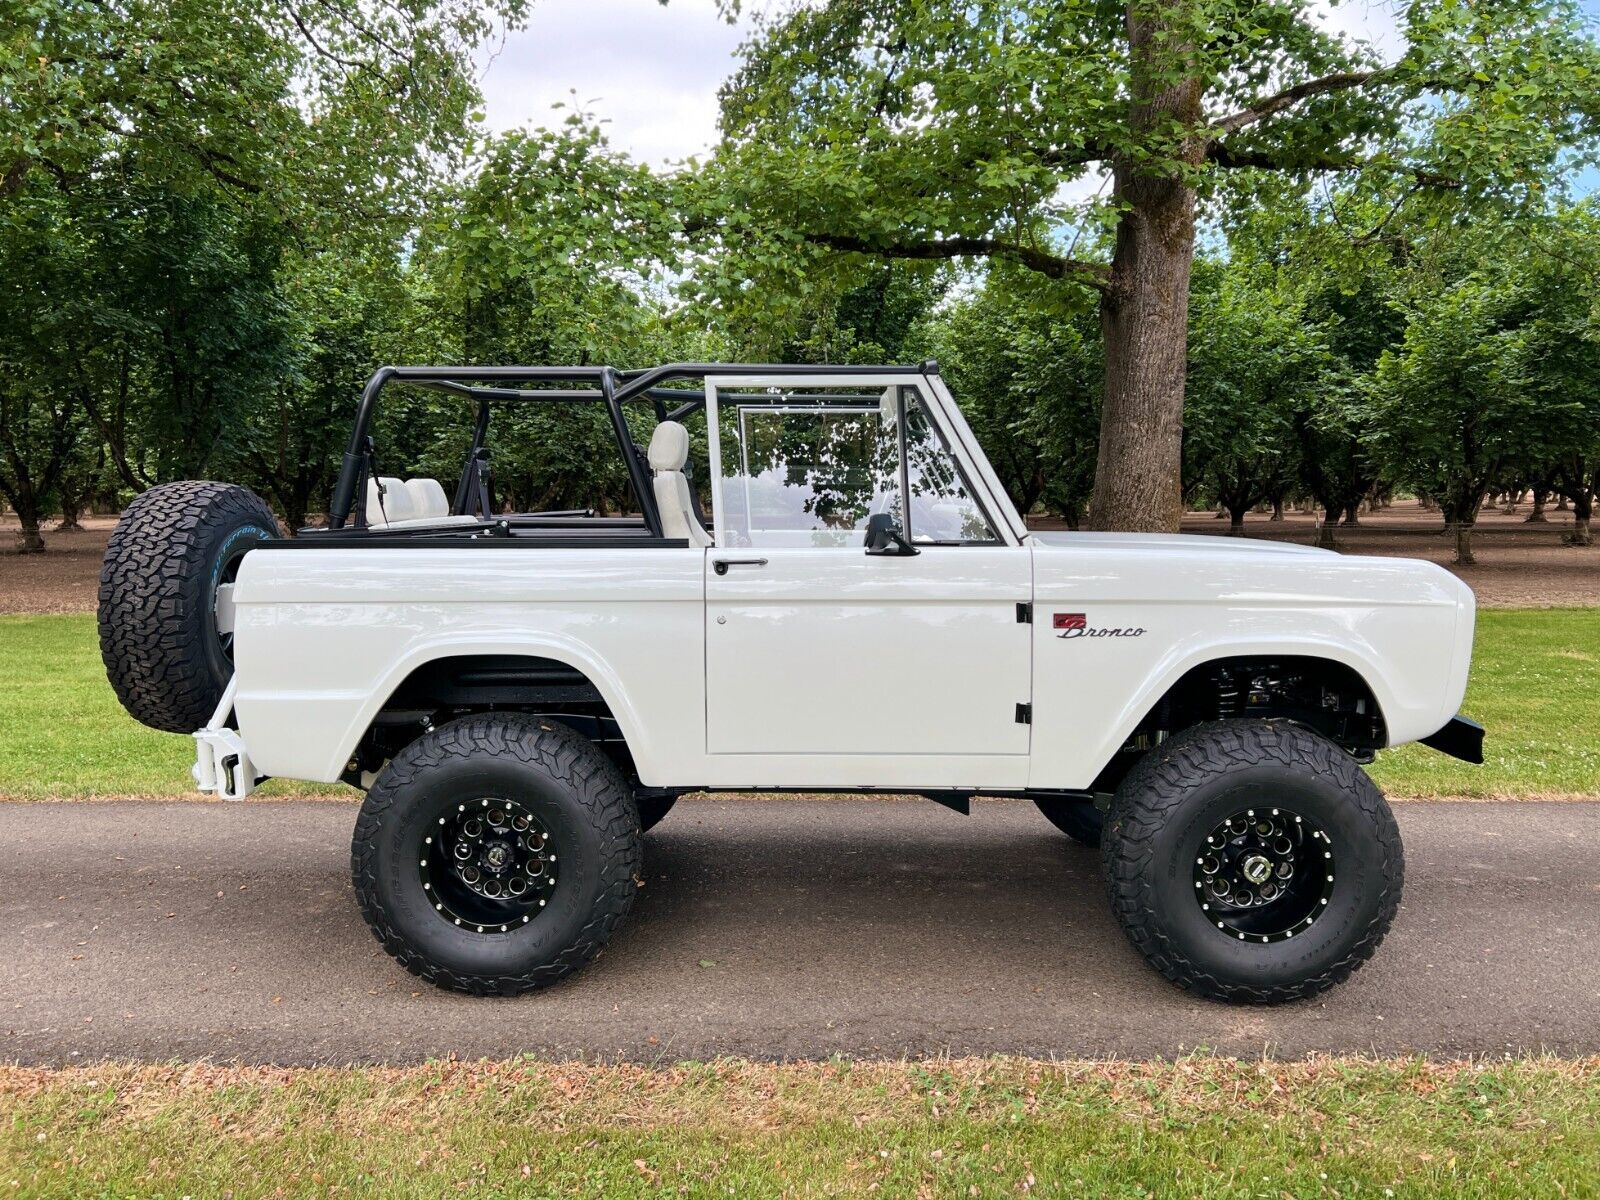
[1054,612,1146,640]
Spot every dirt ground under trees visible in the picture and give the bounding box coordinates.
[1,500,1596,614]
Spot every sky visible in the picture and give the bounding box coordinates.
[476,0,1599,189]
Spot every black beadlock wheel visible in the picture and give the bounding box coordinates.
[1034,798,1104,847]
[98,481,279,733]
[1101,720,1403,1004]
[351,713,642,995]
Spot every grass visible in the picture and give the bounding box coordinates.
[3,1056,1599,1198]
[1,609,1596,800]
[1367,608,1600,798]
[0,614,336,801]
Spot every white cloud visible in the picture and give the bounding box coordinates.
[476,0,756,167]
[1307,0,1407,63]
[476,2,1415,168]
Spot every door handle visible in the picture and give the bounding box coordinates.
[713,557,768,575]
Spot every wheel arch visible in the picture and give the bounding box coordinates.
[333,635,653,781]
[1082,644,1392,794]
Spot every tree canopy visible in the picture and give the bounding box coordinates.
[2,0,1599,567]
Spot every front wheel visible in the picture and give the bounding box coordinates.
[351,714,642,995]
[1102,720,1402,1004]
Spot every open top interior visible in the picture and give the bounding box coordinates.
[296,361,1012,548]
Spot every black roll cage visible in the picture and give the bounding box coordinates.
[326,361,938,534]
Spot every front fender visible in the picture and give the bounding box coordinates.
[1027,604,1465,790]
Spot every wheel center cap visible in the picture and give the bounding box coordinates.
[484,842,512,870]
[1242,855,1273,885]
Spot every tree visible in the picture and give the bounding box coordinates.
[1295,274,1406,547]
[0,0,528,545]
[1370,278,1535,565]
[1183,264,1321,534]
[1508,215,1600,546]
[927,272,1102,527]
[690,0,1600,531]
[415,119,695,513]
[0,183,89,551]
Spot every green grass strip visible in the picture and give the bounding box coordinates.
[2,1057,1597,1198]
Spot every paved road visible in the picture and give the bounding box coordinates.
[3,798,1597,1065]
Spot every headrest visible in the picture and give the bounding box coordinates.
[648,421,690,472]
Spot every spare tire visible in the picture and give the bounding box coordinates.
[98,481,280,733]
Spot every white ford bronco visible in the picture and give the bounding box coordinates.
[98,362,1483,1003]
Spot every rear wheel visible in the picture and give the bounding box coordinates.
[1102,720,1402,1004]
[351,713,641,995]
[98,481,279,732]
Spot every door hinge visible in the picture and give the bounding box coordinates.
[1015,702,1032,725]
[1016,601,1032,624]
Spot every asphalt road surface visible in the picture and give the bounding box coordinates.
[3,797,1597,1065]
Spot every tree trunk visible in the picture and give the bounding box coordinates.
[1315,503,1339,550]
[1452,522,1475,565]
[1270,496,1285,521]
[1569,492,1593,547]
[56,480,84,532]
[1227,503,1247,535]
[1092,196,1193,532]
[1088,11,1200,534]
[1340,502,1360,527]
[12,497,46,553]
[1524,486,1548,523]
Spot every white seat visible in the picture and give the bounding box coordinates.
[366,476,480,530]
[648,422,712,547]
[405,478,451,520]
[365,476,415,527]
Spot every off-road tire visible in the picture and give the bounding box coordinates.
[351,713,642,995]
[1102,720,1403,1004]
[1034,798,1103,847]
[98,481,280,733]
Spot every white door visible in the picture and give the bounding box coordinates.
[703,377,1032,759]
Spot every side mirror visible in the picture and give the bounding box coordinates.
[864,512,920,557]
